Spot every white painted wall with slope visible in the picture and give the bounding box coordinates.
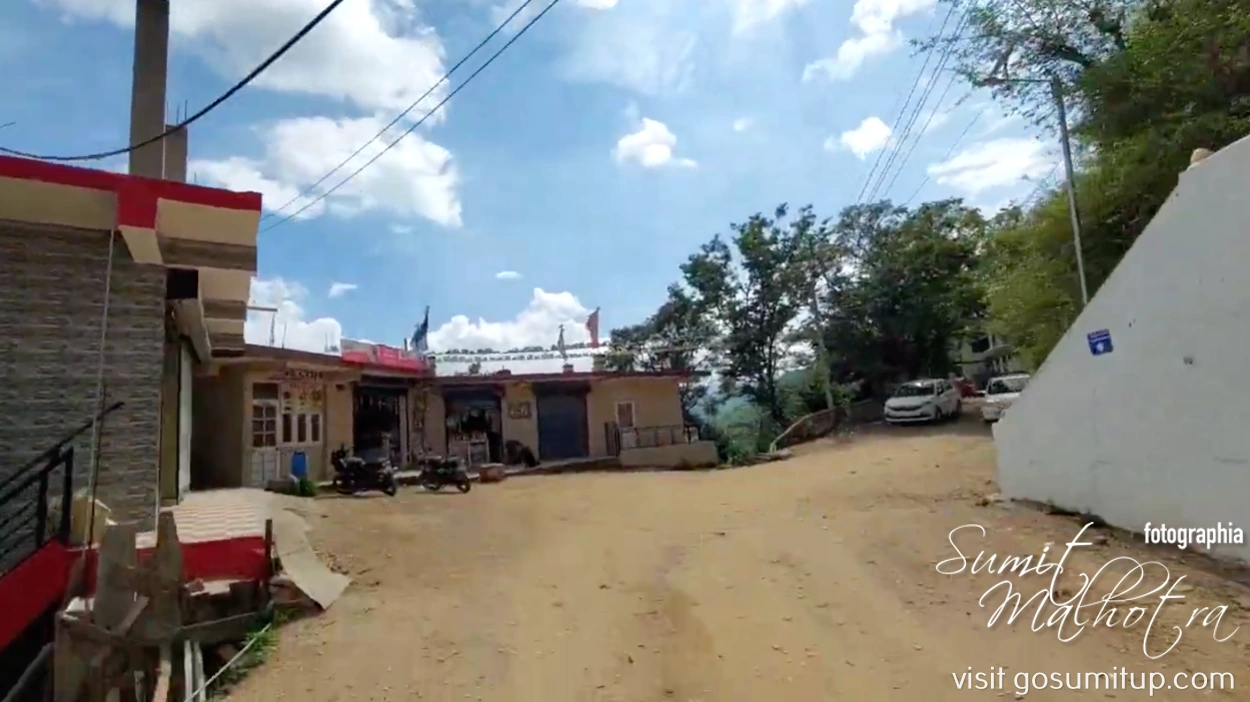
[994,136,1250,563]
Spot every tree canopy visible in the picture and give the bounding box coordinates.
[613,0,1250,458]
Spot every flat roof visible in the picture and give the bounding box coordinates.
[434,369,699,386]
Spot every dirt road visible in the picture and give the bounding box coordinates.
[226,421,1250,700]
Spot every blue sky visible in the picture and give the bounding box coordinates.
[2,0,1058,372]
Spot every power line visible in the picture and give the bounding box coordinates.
[901,110,983,207]
[261,0,564,232]
[0,0,348,162]
[852,5,959,206]
[876,73,961,201]
[864,10,970,204]
[260,0,541,221]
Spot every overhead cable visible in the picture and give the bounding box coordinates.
[260,0,565,232]
[0,0,349,162]
[260,0,542,221]
[864,10,970,203]
[852,5,959,206]
[901,111,983,206]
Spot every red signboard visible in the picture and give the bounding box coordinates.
[340,339,431,373]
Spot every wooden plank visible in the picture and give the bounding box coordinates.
[95,522,139,631]
[138,513,184,642]
[150,644,173,702]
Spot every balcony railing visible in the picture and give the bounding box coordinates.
[0,401,124,577]
[605,423,701,455]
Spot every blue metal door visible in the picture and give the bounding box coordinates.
[536,391,588,461]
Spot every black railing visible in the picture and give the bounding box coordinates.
[605,423,701,455]
[0,401,124,578]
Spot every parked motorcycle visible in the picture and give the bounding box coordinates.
[330,445,399,496]
[417,455,472,493]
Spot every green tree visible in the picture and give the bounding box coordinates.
[682,205,831,427]
[820,199,987,386]
[604,284,715,420]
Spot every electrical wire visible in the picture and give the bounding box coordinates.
[864,10,970,204]
[852,4,959,206]
[260,0,564,232]
[901,110,983,207]
[0,0,348,162]
[260,0,541,221]
[876,72,962,201]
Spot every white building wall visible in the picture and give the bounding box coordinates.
[994,137,1250,563]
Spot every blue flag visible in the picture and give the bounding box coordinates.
[411,306,430,353]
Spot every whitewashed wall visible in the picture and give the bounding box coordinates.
[994,136,1250,563]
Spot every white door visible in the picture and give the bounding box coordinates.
[177,344,193,497]
[616,401,637,449]
[248,399,280,487]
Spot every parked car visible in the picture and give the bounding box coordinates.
[883,379,962,424]
[980,373,1031,423]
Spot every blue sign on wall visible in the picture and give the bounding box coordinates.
[1087,329,1113,356]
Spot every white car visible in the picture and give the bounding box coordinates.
[884,379,962,424]
[980,373,1031,423]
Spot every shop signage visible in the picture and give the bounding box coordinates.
[341,338,432,373]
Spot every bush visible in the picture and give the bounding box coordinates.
[296,478,318,498]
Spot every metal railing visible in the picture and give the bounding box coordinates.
[0,448,74,576]
[0,401,124,577]
[606,424,701,454]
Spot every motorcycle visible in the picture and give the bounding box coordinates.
[330,445,399,496]
[417,455,472,493]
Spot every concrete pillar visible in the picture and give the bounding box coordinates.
[128,0,170,179]
[163,124,188,183]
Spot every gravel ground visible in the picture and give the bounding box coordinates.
[224,418,1250,701]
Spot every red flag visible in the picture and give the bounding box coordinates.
[585,308,601,348]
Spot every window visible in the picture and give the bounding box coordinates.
[280,411,323,446]
[969,336,991,354]
[251,403,278,448]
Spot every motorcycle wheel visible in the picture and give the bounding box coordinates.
[456,479,471,494]
[333,477,356,496]
[382,475,399,497]
[422,481,444,492]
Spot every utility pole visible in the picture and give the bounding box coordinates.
[977,72,1090,308]
[809,293,836,413]
[1051,74,1089,307]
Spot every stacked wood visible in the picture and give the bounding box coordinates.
[15,513,276,702]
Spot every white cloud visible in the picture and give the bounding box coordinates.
[730,0,811,33]
[613,118,697,169]
[802,0,935,82]
[831,116,892,159]
[246,277,342,353]
[429,288,600,373]
[495,270,522,280]
[490,0,617,30]
[390,223,414,235]
[44,0,452,116]
[39,0,449,116]
[327,282,358,298]
[192,115,461,227]
[926,137,1055,195]
[732,117,753,133]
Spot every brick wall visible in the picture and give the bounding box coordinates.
[0,222,165,529]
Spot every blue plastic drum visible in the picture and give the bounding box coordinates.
[290,450,308,480]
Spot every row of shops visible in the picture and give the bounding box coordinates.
[189,345,706,488]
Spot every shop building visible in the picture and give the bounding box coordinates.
[0,154,261,534]
[423,369,718,469]
[192,344,435,487]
